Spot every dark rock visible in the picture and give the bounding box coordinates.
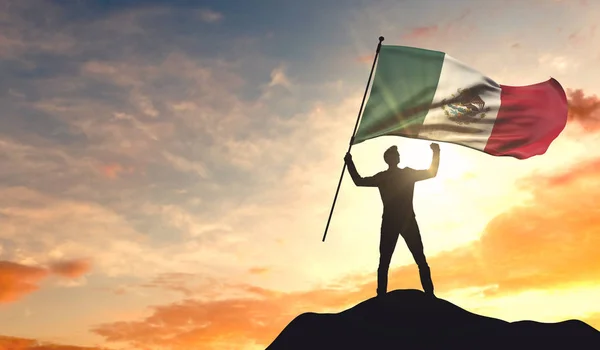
[266,289,600,349]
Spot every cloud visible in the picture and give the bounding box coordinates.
[520,157,600,188]
[0,259,91,303]
[140,272,199,297]
[568,31,581,42]
[99,163,122,179]
[131,93,159,118]
[111,286,127,296]
[0,261,49,303]
[267,66,291,89]
[0,186,154,278]
[400,10,472,42]
[402,25,439,40]
[50,258,92,278]
[248,267,270,275]
[197,9,224,23]
[0,2,76,59]
[567,89,600,132]
[90,155,600,348]
[91,284,372,349]
[355,54,374,64]
[8,1,600,347]
[385,155,600,296]
[0,0,340,274]
[260,65,293,100]
[161,151,209,179]
[98,162,134,179]
[538,54,579,73]
[0,334,106,350]
[0,0,322,296]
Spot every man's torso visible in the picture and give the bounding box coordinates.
[375,168,418,221]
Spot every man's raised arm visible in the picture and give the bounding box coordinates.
[344,153,380,187]
[413,143,441,181]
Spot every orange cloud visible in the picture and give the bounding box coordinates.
[100,163,122,179]
[401,11,471,42]
[520,157,600,188]
[248,267,269,275]
[355,54,374,64]
[402,25,439,40]
[0,261,49,303]
[111,286,127,295]
[386,155,600,296]
[50,258,92,278]
[0,259,93,303]
[0,334,106,350]
[567,89,600,132]
[91,284,374,350]
[98,163,133,179]
[92,156,600,349]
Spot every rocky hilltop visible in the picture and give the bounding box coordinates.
[266,289,600,349]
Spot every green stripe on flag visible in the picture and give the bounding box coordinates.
[353,45,446,144]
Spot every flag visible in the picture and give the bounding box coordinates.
[353,45,568,159]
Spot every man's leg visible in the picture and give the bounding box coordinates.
[401,217,434,295]
[377,221,400,296]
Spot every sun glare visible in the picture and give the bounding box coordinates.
[399,142,472,179]
[352,138,473,181]
[437,146,473,179]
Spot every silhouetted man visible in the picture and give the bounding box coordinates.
[344,143,440,297]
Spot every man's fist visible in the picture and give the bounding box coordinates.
[430,143,440,152]
[344,152,352,163]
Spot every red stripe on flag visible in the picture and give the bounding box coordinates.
[484,78,568,159]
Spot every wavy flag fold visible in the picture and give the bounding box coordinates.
[353,45,568,159]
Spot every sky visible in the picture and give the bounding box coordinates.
[0,0,600,349]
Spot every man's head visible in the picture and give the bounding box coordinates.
[383,146,399,166]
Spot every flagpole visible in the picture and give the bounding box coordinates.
[322,36,384,242]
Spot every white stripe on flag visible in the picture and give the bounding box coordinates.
[417,55,502,151]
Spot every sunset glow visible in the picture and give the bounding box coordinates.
[0,0,599,349]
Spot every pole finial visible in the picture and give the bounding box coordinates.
[379,36,385,42]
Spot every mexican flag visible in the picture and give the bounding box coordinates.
[353,45,568,159]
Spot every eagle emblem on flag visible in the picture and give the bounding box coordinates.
[441,87,491,125]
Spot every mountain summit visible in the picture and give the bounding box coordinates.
[266,289,599,349]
